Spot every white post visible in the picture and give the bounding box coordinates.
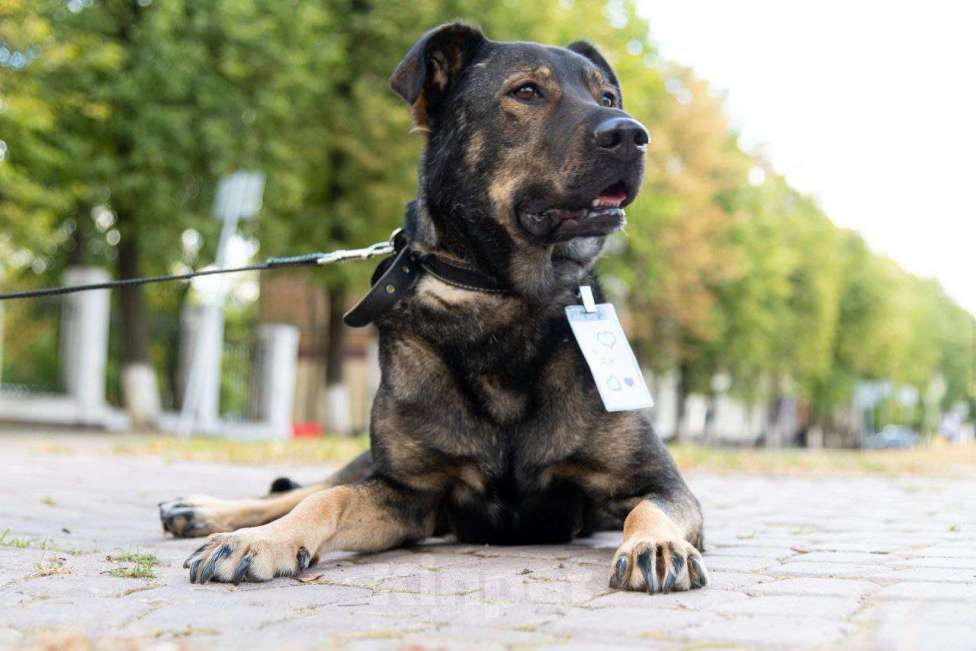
[178,170,264,437]
[253,324,298,439]
[179,303,224,435]
[60,267,110,419]
[0,301,4,389]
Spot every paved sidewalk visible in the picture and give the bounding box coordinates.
[1,436,974,650]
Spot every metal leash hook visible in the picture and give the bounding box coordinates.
[315,228,401,266]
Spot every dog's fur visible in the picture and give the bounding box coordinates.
[161,23,708,594]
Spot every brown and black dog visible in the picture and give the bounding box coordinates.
[159,23,708,594]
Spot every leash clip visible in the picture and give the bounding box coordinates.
[316,229,400,266]
[579,285,597,313]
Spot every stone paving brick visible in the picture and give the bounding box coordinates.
[542,606,725,641]
[584,585,746,610]
[880,567,976,583]
[769,561,890,578]
[709,594,862,619]
[680,614,856,648]
[685,555,776,573]
[914,544,976,559]
[789,550,905,564]
[1,436,975,650]
[874,581,976,601]
[897,556,976,569]
[703,571,776,591]
[856,601,976,651]
[705,545,796,559]
[746,577,881,598]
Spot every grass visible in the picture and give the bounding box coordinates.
[668,439,976,477]
[0,528,33,550]
[32,556,70,578]
[0,528,89,555]
[107,433,976,477]
[111,434,370,465]
[106,551,158,579]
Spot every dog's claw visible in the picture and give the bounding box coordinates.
[662,566,676,593]
[689,555,708,589]
[635,548,655,594]
[663,552,684,593]
[297,546,311,572]
[189,557,204,583]
[184,543,209,569]
[232,553,253,585]
[198,544,231,584]
[610,556,629,589]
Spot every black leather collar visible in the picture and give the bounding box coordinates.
[344,232,511,327]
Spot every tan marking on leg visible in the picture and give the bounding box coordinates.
[623,500,683,543]
[185,481,437,583]
[160,483,328,537]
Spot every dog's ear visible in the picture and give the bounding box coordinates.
[390,22,486,130]
[567,40,620,91]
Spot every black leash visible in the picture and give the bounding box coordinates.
[0,241,395,302]
[0,225,511,326]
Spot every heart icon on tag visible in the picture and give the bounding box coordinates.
[624,377,635,387]
[606,376,622,391]
[597,331,616,348]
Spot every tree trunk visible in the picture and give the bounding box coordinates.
[68,208,86,267]
[674,361,691,442]
[116,230,160,427]
[324,281,351,435]
[765,373,785,448]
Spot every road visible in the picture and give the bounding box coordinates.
[1,435,974,650]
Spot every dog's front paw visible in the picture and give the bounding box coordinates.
[183,527,315,584]
[159,495,243,538]
[609,537,708,594]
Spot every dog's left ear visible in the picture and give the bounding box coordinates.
[390,23,486,130]
[567,40,620,94]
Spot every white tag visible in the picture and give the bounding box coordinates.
[565,302,654,412]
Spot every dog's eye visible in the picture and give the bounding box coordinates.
[601,92,617,108]
[512,83,543,101]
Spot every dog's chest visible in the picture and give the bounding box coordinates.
[446,465,590,545]
[377,293,611,499]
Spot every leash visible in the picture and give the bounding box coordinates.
[0,222,510,327]
[0,237,396,302]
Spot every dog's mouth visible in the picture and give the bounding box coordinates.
[519,181,630,243]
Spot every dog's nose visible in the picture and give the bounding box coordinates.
[593,117,649,155]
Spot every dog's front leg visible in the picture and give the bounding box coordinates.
[183,478,437,584]
[607,494,708,594]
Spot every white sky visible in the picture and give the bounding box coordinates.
[635,0,976,315]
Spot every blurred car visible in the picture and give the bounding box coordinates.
[862,425,919,449]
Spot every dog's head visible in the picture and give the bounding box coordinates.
[392,23,647,299]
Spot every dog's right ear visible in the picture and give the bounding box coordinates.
[390,23,486,131]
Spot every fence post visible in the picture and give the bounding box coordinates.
[0,301,4,388]
[252,324,299,440]
[60,267,110,419]
[178,303,223,434]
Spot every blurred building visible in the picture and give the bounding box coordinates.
[258,271,377,434]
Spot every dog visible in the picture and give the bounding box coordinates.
[159,22,708,594]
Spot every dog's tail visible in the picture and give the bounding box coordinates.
[268,477,303,494]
